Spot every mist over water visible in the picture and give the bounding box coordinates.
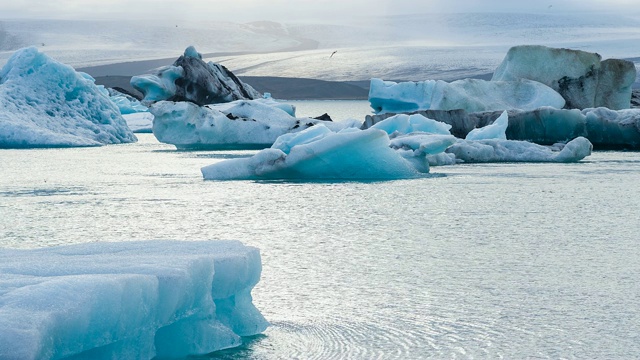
[2,123,639,358]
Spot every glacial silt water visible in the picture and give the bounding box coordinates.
[1,108,639,358]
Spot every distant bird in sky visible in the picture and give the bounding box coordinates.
[330,50,337,58]
[548,4,552,9]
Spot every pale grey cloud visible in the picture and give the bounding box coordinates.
[0,0,635,22]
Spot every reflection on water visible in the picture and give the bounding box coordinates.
[1,132,640,359]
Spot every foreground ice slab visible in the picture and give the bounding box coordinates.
[369,78,565,114]
[0,47,136,148]
[151,99,360,150]
[131,46,261,106]
[0,240,268,360]
[492,45,636,110]
[202,125,426,180]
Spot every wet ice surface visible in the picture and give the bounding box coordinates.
[1,131,640,359]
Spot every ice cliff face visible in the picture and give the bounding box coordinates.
[492,45,636,110]
[0,47,136,148]
[131,46,261,106]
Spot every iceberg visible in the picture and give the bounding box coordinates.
[122,112,154,133]
[201,114,461,181]
[492,45,636,110]
[107,88,148,115]
[0,240,268,359]
[0,47,136,148]
[131,46,261,106]
[446,136,592,163]
[582,107,640,149]
[466,110,508,141]
[201,124,427,181]
[447,110,592,163]
[370,113,453,136]
[366,107,640,149]
[201,110,593,181]
[150,99,361,150]
[368,77,565,114]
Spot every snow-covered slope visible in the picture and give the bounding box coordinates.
[1,11,639,82]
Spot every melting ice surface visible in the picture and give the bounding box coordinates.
[0,240,268,359]
[202,110,593,181]
[201,125,426,181]
[0,47,136,148]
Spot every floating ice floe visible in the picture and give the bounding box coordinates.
[201,124,428,180]
[492,45,636,110]
[446,137,593,163]
[0,240,268,360]
[465,110,508,141]
[448,110,593,163]
[0,47,136,148]
[368,77,565,114]
[131,46,261,106]
[365,106,640,150]
[202,111,593,181]
[151,99,361,150]
[106,88,148,115]
[122,112,154,133]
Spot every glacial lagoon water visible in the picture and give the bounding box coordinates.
[1,102,640,358]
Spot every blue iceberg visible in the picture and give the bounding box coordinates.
[201,114,458,181]
[0,240,267,359]
[0,47,136,148]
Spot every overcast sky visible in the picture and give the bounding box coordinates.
[0,0,636,22]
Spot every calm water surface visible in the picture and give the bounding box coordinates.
[1,112,640,358]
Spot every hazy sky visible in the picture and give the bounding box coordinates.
[0,0,636,22]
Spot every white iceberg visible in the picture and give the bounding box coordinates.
[492,45,636,110]
[446,137,593,163]
[369,78,565,114]
[122,112,154,133]
[466,110,508,140]
[106,88,148,115]
[0,47,136,148]
[448,110,592,163]
[370,113,453,136]
[0,240,268,359]
[151,99,360,150]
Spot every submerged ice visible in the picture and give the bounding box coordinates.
[0,240,268,360]
[0,47,136,148]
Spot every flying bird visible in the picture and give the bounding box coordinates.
[330,50,338,58]
[548,4,552,8]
